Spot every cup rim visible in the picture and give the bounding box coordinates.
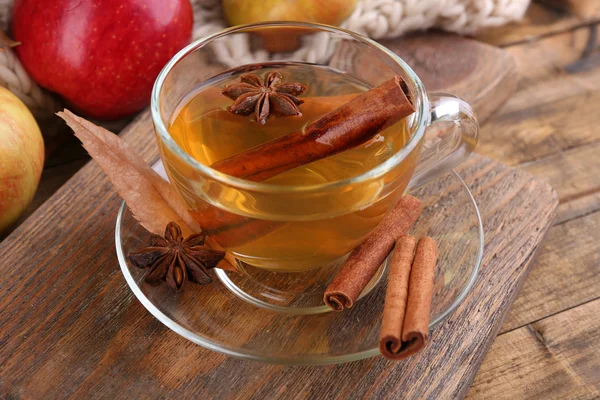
[151,21,429,194]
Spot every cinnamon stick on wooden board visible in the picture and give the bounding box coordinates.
[323,195,423,311]
[379,236,438,360]
[199,76,415,248]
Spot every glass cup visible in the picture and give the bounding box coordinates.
[151,23,478,280]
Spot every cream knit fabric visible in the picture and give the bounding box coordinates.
[345,0,530,37]
[191,0,530,39]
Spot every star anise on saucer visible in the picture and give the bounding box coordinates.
[128,222,225,292]
[222,71,307,125]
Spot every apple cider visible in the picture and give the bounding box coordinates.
[162,63,417,272]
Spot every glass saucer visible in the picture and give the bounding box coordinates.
[115,170,483,365]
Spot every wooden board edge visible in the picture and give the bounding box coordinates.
[477,49,518,124]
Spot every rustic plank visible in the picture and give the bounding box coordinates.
[540,0,600,19]
[522,141,600,224]
[0,102,558,399]
[382,33,517,123]
[500,208,600,333]
[468,298,600,399]
[477,24,600,165]
[554,191,600,225]
[469,18,600,341]
[494,143,600,333]
[0,158,88,241]
[469,15,600,395]
[475,2,599,47]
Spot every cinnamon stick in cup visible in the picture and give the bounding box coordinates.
[379,236,438,360]
[211,76,414,182]
[324,195,423,311]
[190,206,285,248]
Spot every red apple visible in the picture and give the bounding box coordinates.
[0,87,44,233]
[12,0,193,120]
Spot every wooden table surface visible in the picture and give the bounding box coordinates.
[2,3,600,398]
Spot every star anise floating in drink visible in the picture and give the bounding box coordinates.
[129,222,225,292]
[222,71,307,125]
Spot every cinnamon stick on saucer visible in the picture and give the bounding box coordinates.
[379,236,438,360]
[324,195,423,311]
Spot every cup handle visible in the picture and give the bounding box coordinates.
[408,93,479,189]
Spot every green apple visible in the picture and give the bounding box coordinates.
[222,0,358,53]
[223,0,358,26]
[0,87,44,233]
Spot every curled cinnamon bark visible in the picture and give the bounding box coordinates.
[190,207,284,248]
[323,195,423,311]
[379,234,416,354]
[379,236,438,360]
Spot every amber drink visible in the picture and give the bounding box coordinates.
[161,63,419,271]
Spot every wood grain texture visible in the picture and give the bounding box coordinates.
[468,298,600,399]
[0,100,557,399]
[495,143,600,334]
[522,141,600,224]
[476,2,599,46]
[382,33,517,124]
[465,11,600,396]
[477,24,600,166]
[500,209,600,333]
[471,22,600,343]
[540,0,600,19]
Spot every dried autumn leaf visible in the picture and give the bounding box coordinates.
[58,109,200,236]
[58,110,237,271]
[0,31,21,48]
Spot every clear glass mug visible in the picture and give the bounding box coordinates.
[151,22,478,274]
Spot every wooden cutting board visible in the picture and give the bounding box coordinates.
[0,35,545,399]
[383,32,518,123]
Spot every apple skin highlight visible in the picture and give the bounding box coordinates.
[12,0,193,120]
[0,87,44,233]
